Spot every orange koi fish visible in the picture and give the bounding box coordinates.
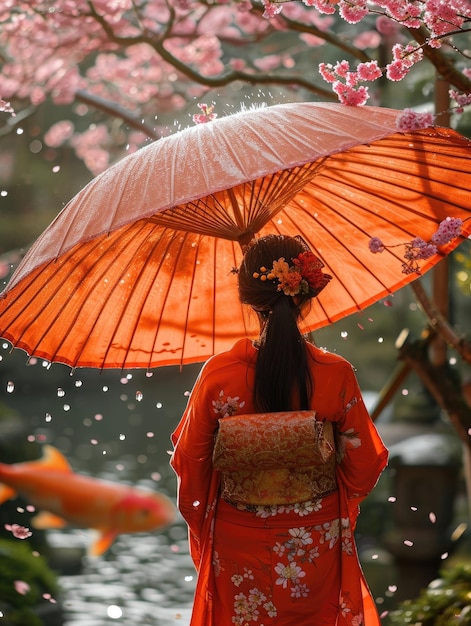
[0,445,177,556]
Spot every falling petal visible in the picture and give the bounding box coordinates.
[14,580,30,595]
[6,380,14,393]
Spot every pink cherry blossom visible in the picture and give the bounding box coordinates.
[395,108,435,131]
[14,580,31,595]
[5,523,33,539]
[192,102,217,124]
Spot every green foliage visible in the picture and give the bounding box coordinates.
[388,563,471,626]
[0,538,60,626]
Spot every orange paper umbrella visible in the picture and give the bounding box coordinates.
[0,102,470,369]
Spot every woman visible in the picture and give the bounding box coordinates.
[171,234,388,626]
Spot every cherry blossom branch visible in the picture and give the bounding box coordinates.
[406,25,471,93]
[86,2,336,99]
[276,14,371,63]
[74,90,160,140]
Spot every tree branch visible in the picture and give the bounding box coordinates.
[407,25,471,93]
[410,279,471,365]
[86,0,336,100]
[75,90,160,140]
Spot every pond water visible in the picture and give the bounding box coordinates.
[54,530,194,626]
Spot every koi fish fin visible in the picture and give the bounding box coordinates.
[39,445,73,472]
[88,530,118,557]
[32,511,68,529]
[0,483,16,505]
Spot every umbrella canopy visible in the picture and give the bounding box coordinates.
[0,102,470,369]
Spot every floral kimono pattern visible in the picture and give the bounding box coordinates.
[171,338,388,626]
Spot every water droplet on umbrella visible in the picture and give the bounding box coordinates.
[136,391,143,401]
[184,576,194,582]
[6,381,14,393]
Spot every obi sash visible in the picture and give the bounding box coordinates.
[212,411,337,506]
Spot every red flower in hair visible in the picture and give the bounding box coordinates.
[293,252,332,295]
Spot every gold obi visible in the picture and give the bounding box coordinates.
[212,411,337,506]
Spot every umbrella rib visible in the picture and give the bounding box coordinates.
[102,226,175,371]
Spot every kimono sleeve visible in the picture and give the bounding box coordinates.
[334,364,388,504]
[170,364,221,567]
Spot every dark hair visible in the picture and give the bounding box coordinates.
[238,235,315,412]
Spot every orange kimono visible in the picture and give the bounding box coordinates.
[170,338,388,626]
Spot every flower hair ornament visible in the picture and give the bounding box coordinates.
[253,251,332,297]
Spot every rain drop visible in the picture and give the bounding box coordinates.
[6,381,14,393]
[107,605,123,619]
[45,413,52,422]
[57,388,65,397]
[377,337,384,343]
[119,433,126,440]
[147,432,154,438]
[94,414,103,421]
[340,331,348,338]
[63,404,70,411]
[75,380,83,387]
[136,391,143,401]
[102,386,109,392]
[146,371,153,377]
[156,402,163,409]
[388,585,397,593]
